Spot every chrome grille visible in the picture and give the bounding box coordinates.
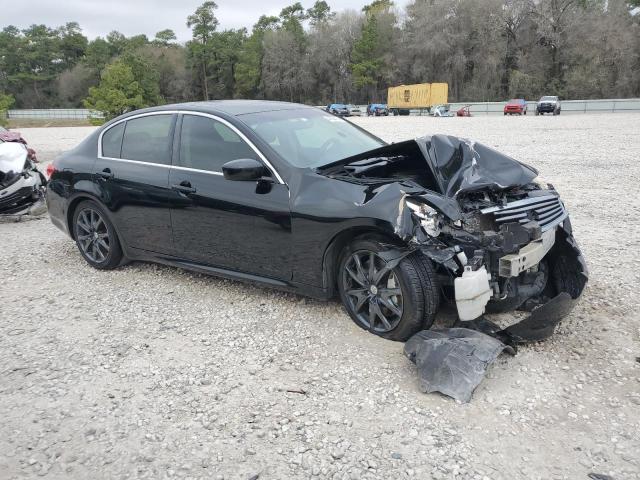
[480,194,567,232]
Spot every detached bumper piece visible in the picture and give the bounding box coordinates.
[405,225,588,403]
[404,328,514,403]
[502,292,576,342]
[404,294,575,403]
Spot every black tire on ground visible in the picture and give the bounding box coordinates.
[72,200,123,270]
[337,237,439,342]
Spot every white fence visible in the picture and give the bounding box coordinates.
[445,98,640,115]
[7,109,104,120]
[6,98,640,120]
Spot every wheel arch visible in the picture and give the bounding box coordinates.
[321,226,403,298]
[66,194,123,247]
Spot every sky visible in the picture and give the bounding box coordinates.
[4,0,408,41]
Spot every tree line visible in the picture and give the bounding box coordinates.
[1,0,639,119]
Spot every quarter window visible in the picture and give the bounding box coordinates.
[101,122,125,158]
[178,115,258,172]
[121,115,174,165]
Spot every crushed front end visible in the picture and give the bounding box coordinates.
[319,134,588,342]
[399,135,587,342]
[405,185,587,341]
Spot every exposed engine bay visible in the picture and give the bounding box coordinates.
[318,134,588,344]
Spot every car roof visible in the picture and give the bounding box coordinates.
[120,100,314,118]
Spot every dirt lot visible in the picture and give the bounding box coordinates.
[1,114,639,480]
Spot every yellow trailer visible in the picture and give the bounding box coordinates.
[387,83,449,114]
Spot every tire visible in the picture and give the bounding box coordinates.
[72,200,123,270]
[337,237,439,342]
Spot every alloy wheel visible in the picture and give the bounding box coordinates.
[342,250,404,333]
[76,208,110,263]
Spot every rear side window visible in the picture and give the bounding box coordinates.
[178,115,257,172]
[101,122,125,158]
[121,115,174,165]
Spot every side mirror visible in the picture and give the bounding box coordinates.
[222,158,268,181]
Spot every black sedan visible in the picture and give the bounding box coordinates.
[47,101,587,342]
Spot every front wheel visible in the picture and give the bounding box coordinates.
[72,200,123,269]
[337,238,439,341]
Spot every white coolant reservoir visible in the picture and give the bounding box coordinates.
[454,266,492,321]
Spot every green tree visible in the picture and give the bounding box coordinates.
[57,22,88,66]
[0,93,14,126]
[350,0,396,102]
[83,60,146,119]
[307,1,335,26]
[234,15,279,98]
[84,38,115,72]
[280,2,307,43]
[119,52,162,105]
[208,29,247,98]
[187,1,219,99]
[106,31,128,54]
[363,0,394,15]
[350,14,382,97]
[153,29,177,46]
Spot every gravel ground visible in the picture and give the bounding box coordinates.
[1,114,639,480]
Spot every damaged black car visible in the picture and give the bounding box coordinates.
[47,101,587,341]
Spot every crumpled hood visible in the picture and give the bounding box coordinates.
[321,134,539,198]
[415,134,538,197]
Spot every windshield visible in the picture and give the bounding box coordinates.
[241,108,384,168]
[541,96,557,101]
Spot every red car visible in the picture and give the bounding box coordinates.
[504,99,528,115]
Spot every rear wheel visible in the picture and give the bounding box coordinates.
[72,200,123,270]
[337,237,439,341]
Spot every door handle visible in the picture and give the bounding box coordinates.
[97,168,113,180]
[172,181,196,194]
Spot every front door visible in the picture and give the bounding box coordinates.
[94,113,176,254]
[169,113,291,281]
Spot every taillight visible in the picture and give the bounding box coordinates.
[46,162,58,178]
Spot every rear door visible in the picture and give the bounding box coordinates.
[169,113,292,281]
[94,113,176,254]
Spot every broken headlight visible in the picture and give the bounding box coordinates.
[406,199,442,237]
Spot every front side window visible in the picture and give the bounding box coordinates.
[101,122,125,158]
[178,115,257,172]
[121,114,174,165]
